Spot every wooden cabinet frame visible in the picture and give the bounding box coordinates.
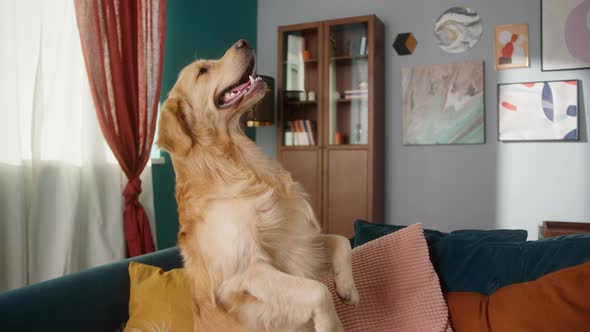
[277,15,384,237]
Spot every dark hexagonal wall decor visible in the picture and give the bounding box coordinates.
[393,33,417,56]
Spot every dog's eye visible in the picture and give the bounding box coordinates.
[197,67,208,78]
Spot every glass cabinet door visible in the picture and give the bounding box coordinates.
[281,27,320,147]
[327,22,369,145]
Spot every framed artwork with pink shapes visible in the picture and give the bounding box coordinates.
[542,0,590,71]
[498,80,579,141]
[494,24,529,70]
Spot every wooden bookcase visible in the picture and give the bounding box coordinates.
[277,15,384,237]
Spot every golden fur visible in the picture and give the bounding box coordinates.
[157,40,358,332]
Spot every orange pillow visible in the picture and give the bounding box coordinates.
[447,261,590,332]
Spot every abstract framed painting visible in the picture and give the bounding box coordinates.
[434,6,483,54]
[494,24,529,70]
[401,61,484,145]
[541,0,590,71]
[498,80,579,141]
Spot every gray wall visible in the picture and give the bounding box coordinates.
[256,0,590,239]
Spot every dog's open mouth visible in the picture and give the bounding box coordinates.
[216,60,263,109]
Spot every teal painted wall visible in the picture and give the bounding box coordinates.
[153,0,257,249]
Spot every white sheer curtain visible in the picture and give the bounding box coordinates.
[0,0,155,292]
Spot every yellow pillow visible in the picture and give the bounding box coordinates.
[125,262,193,332]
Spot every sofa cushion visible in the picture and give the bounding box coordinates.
[447,261,590,332]
[433,233,590,295]
[125,262,193,331]
[322,224,453,332]
[352,220,526,248]
[353,220,447,248]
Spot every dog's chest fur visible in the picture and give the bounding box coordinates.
[174,143,329,292]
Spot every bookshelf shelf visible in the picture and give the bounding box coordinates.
[283,58,318,64]
[279,145,317,150]
[336,97,367,102]
[330,55,368,62]
[326,144,368,150]
[286,100,317,105]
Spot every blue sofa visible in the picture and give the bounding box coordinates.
[0,247,183,332]
[2,221,590,332]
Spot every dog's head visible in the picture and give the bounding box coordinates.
[157,39,267,155]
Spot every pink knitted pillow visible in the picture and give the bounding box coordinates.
[322,223,453,332]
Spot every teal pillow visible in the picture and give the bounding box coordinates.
[353,220,447,248]
[433,233,590,295]
[352,220,526,248]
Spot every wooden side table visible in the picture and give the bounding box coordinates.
[541,221,590,239]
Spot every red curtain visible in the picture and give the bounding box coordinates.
[74,0,166,257]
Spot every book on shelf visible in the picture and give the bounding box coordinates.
[344,89,368,94]
[359,36,367,55]
[285,119,316,146]
[303,119,316,145]
[293,120,304,145]
[284,131,294,146]
[343,88,368,99]
[343,95,368,100]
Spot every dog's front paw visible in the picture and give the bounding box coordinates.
[334,273,359,306]
[336,283,359,306]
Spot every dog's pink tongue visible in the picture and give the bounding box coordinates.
[231,80,250,92]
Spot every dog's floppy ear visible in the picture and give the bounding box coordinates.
[156,97,194,155]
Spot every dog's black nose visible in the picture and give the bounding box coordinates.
[235,39,250,49]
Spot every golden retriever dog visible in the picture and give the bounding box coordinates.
[157,39,358,332]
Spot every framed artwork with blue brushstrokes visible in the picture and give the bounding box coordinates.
[401,61,485,145]
[498,80,579,141]
[541,0,590,71]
